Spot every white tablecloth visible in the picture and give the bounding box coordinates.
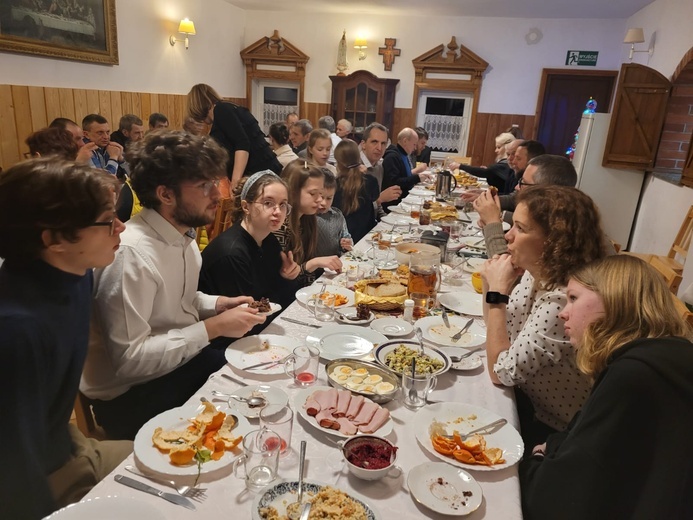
[82,215,523,519]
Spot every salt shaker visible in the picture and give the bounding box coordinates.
[403,299,415,323]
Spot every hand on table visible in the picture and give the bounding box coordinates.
[215,295,254,313]
[482,254,523,295]
[309,255,343,273]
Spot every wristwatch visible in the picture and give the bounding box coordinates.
[486,291,510,305]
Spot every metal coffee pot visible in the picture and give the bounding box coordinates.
[435,170,458,200]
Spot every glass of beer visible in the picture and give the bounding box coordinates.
[408,251,440,301]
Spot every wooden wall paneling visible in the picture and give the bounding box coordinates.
[149,93,159,114]
[98,90,112,123]
[140,94,151,123]
[393,108,415,137]
[44,87,62,126]
[0,85,20,168]
[120,92,132,117]
[110,92,122,125]
[73,89,89,124]
[227,97,247,108]
[166,95,177,127]
[85,90,100,116]
[303,102,330,127]
[174,95,185,128]
[27,86,47,130]
[131,93,142,120]
[58,88,76,121]
[11,86,32,156]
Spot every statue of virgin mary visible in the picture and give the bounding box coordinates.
[337,30,348,76]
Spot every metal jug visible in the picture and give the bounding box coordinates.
[435,170,458,200]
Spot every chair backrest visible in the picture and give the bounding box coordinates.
[446,156,472,166]
[650,255,683,294]
[73,391,97,437]
[668,205,693,265]
[209,197,234,241]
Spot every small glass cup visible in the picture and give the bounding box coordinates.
[449,221,463,241]
[314,294,336,321]
[401,372,437,410]
[347,265,361,283]
[419,208,431,226]
[410,203,421,220]
[284,345,320,387]
[259,405,293,457]
[232,428,281,492]
[410,291,430,319]
[373,246,395,269]
[471,272,483,294]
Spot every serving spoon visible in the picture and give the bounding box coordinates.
[210,390,266,408]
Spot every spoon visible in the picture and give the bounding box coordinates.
[447,346,483,362]
[200,396,239,424]
[288,440,308,520]
[414,326,425,356]
[408,357,418,403]
[210,390,266,408]
[299,502,312,520]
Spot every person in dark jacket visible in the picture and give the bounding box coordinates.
[520,254,693,520]
[455,132,515,193]
[381,127,432,210]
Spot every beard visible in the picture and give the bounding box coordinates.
[172,199,215,228]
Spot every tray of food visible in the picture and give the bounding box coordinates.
[325,358,400,404]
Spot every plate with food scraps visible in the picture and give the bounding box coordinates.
[306,324,388,361]
[450,353,483,371]
[325,358,400,403]
[374,340,451,377]
[414,402,523,472]
[336,306,375,325]
[239,300,282,316]
[416,315,486,347]
[134,403,252,476]
[293,386,394,439]
[438,291,484,317]
[408,462,483,516]
[380,213,417,226]
[461,257,486,273]
[460,237,487,252]
[225,334,300,375]
[295,285,355,308]
[370,317,413,337]
[252,479,380,520]
[45,496,167,520]
[226,384,289,419]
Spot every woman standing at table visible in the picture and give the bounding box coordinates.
[333,139,379,243]
[198,170,298,317]
[274,160,342,287]
[521,255,693,520]
[482,185,605,448]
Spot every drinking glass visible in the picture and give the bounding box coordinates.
[402,372,437,410]
[284,345,320,387]
[232,428,281,492]
[449,221,464,241]
[408,251,439,297]
[410,291,430,319]
[259,405,293,457]
[314,294,335,321]
[410,203,421,220]
[373,246,395,269]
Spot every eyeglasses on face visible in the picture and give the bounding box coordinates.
[253,200,292,215]
[195,179,221,197]
[518,179,536,188]
[88,219,117,236]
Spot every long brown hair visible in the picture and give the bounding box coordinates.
[231,172,288,224]
[571,255,691,378]
[187,83,222,122]
[335,140,363,215]
[282,160,325,263]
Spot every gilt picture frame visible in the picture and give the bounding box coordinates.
[0,0,118,65]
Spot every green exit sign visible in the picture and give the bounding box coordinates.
[566,50,599,66]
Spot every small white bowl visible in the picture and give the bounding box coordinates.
[370,317,413,337]
[340,435,401,481]
[394,242,440,265]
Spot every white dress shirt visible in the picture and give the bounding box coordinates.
[81,208,218,400]
[274,144,298,168]
[329,132,342,165]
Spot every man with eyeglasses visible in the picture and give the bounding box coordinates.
[0,159,132,519]
[81,131,266,440]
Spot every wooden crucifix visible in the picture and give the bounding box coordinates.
[378,38,401,71]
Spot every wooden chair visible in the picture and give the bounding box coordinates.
[655,205,693,274]
[73,391,97,437]
[209,197,234,241]
[446,155,472,166]
[671,295,693,327]
[649,255,683,294]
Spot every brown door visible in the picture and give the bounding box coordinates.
[535,69,619,155]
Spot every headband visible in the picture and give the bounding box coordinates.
[240,170,281,200]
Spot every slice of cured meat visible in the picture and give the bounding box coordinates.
[359,407,390,434]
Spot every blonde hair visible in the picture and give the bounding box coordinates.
[187,83,222,122]
[306,129,331,163]
[495,132,515,161]
[573,255,692,378]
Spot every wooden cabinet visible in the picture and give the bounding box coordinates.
[330,70,399,134]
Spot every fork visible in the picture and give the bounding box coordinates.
[124,465,207,500]
[451,318,475,342]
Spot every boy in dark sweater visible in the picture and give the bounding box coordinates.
[0,159,132,519]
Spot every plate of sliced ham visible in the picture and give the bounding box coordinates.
[294,386,394,439]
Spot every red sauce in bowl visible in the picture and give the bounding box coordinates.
[345,438,397,470]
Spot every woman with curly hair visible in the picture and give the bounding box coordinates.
[521,255,693,519]
[481,185,606,447]
[268,123,298,167]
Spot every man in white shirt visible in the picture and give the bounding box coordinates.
[82,131,265,440]
[359,123,401,218]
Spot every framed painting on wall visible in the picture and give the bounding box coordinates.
[0,0,118,65]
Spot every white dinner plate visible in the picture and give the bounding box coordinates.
[336,307,375,325]
[408,462,483,515]
[226,385,289,419]
[239,301,282,316]
[451,353,484,371]
[460,236,487,252]
[409,187,433,197]
[293,386,393,439]
[306,324,388,361]
[225,334,300,375]
[438,291,484,317]
[44,496,167,520]
[295,285,355,307]
[370,317,413,337]
[416,315,486,347]
[252,479,380,520]
[461,257,486,273]
[380,213,417,226]
[457,210,480,224]
[134,403,252,476]
[415,402,523,472]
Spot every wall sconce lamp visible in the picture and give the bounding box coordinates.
[170,18,196,49]
[354,37,367,60]
[623,28,654,61]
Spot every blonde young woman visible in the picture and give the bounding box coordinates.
[521,255,693,520]
[305,129,337,176]
[332,140,379,243]
[456,131,515,193]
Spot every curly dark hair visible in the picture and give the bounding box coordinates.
[269,123,290,146]
[516,185,605,289]
[126,130,229,210]
[25,127,78,159]
[0,158,118,264]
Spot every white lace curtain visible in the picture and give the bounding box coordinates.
[262,103,298,133]
[424,114,467,152]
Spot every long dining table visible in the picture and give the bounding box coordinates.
[79,190,524,520]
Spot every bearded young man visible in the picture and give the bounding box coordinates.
[81,131,265,440]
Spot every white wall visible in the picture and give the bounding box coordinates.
[625,0,693,296]
[243,12,625,114]
[0,0,247,97]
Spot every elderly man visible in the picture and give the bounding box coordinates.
[360,123,401,218]
[82,131,265,440]
[285,112,299,129]
[382,127,431,209]
[318,115,341,165]
[336,118,352,139]
[81,114,124,176]
[503,138,524,192]
[290,119,312,156]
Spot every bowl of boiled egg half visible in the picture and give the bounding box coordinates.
[325,359,400,404]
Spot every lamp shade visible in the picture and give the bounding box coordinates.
[354,37,367,49]
[624,27,644,44]
[178,18,196,35]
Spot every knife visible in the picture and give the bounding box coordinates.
[220,373,248,387]
[281,317,321,328]
[243,357,287,371]
[114,474,196,511]
[441,308,451,329]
